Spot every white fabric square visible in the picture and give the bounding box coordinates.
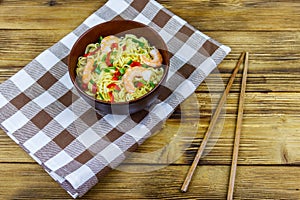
[35,50,60,71]
[134,13,151,24]
[151,102,173,120]
[84,13,105,28]
[23,131,51,154]
[10,70,35,92]
[176,43,197,63]
[103,114,127,127]
[60,32,79,50]
[159,29,173,43]
[33,91,56,109]
[172,15,186,25]
[199,57,216,76]
[1,111,28,134]
[59,73,74,90]
[150,0,164,9]
[54,108,75,129]
[99,143,123,163]
[0,93,8,109]
[195,30,210,40]
[164,18,184,34]
[77,128,101,148]
[49,171,65,183]
[220,45,231,54]
[175,80,196,99]
[29,153,42,165]
[106,0,129,13]
[166,56,185,80]
[65,165,95,189]
[126,124,150,142]
[7,133,19,144]
[45,151,73,171]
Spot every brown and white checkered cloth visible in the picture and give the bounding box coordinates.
[0,0,230,198]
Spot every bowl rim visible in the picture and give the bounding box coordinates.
[68,19,170,106]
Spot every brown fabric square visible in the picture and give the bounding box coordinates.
[170,105,181,119]
[96,166,112,180]
[61,56,68,66]
[10,93,31,109]
[75,150,94,164]
[177,63,196,79]
[179,25,194,38]
[112,15,125,21]
[31,110,52,129]
[175,26,194,43]
[80,109,102,127]
[37,72,58,90]
[152,10,172,28]
[58,90,78,107]
[158,86,173,101]
[127,142,139,153]
[130,0,149,12]
[53,130,75,149]
[130,110,149,123]
[199,40,219,57]
[105,129,124,142]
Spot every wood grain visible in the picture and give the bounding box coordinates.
[0,0,300,199]
[0,164,299,199]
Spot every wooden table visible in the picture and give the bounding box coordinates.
[1,0,299,199]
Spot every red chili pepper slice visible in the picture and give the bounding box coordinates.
[105,52,113,67]
[115,70,121,77]
[114,85,121,91]
[112,76,119,81]
[112,70,121,81]
[136,82,144,88]
[108,91,114,102]
[107,83,121,91]
[111,43,118,50]
[130,61,141,67]
[82,83,88,91]
[91,84,98,94]
[84,46,101,57]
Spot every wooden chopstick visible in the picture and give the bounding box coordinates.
[227,52,249,200]
[181,52,246,193]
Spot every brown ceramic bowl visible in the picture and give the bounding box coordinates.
[68,20,169,115]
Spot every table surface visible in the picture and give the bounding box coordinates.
[1,0,300,199]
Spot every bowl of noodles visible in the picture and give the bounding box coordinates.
[68,20,169,115]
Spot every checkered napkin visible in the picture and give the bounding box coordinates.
[0,0,230,198]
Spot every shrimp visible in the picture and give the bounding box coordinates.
[82,58,94,84]
[100,36,120,54]
[140,48,162,68]
[122,67,152,93]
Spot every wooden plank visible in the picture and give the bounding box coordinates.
[161,0,300,31]
[0,29,299,66]
[1,0,299,31]
[0,163,299,199]
[0,1,105,30]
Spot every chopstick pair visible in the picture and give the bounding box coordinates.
[181,52,249,200]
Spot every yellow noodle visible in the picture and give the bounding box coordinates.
[76,34,164,103]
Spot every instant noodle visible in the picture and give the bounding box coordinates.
[76,34,164,103]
